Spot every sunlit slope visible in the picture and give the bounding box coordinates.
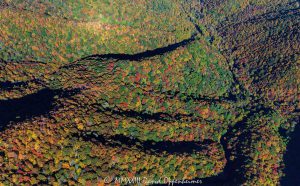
[0,34,240,184]
[51,38,233,97]
[0,111,226,185]
[0,0,299,185]
[0,0,194,64]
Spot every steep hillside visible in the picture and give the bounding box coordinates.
[0,0,299,185]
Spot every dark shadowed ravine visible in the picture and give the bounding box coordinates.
[0,88,80,130]
[281,118,300,185]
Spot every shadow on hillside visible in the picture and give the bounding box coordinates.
[281,120,300,185]
[74,132,216,155]
[78,34,197,62]
[0,88,80,130]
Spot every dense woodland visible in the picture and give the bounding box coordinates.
[0,0,299,185]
